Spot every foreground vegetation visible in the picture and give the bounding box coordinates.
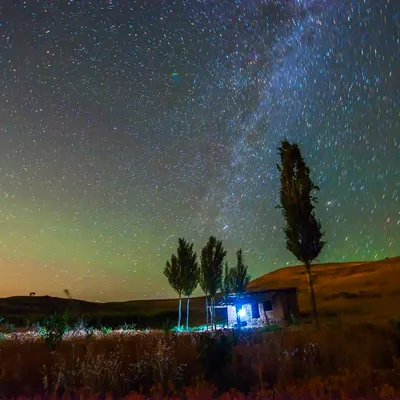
[0,256,398,397]
[0,320,400,398]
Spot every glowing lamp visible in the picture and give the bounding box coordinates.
[237,308,246,318]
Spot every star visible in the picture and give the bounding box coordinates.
[0,0,397,300]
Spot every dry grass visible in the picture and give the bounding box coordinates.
[0,322,399,397]
[248,256,400,323]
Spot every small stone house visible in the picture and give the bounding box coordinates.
[213,287,299,327]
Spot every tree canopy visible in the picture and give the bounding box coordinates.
[178,238,199,298]
[277,139,325,327]
[277,140,325,266]
[200,236,227,298]
[230,248,250,294]
[164,253,183,297]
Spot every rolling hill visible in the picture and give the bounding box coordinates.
[0,256,398,327]
[248,256,400,322]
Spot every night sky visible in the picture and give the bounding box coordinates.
[0,0,398,302]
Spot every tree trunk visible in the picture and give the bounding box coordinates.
[178,294,182,330]
[211,297,215,331]
[186,297,190,331]
[306,265,319,329]
[213,297,216,330]
[205,296,209,331]
[214,305,217,330]
[210,297,213,331]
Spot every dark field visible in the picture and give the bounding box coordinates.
[0,257,399,398]
[1,323,400,398]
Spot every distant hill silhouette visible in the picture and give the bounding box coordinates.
[0,256,398,327]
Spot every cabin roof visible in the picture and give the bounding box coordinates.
[213,287,297,307]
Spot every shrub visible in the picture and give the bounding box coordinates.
[41,311,70,351]
[120,322,137,331]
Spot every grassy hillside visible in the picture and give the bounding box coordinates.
[0,256,399,326]
[248,256,400,322]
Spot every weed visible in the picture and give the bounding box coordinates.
[101,326,112,335]
[120,322,137,331]
[41,311,70,351]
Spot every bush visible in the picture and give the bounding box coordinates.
[0,323,398,397]
[40,311,70,351]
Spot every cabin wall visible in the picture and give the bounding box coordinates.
[242,303,252,320]
[251,302,260,318]
[270,291,299,323]
[258,302,266,323]
[286,290,300,317]
[227,305,237,326]
[256,294,275,323]
[267,292,285,323]
[214,289,299,327]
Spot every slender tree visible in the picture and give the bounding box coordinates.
[198,267,210,331]
[164,253,184,329]
[200,236,227,330]
[277,140,325,328]
[179,238,199,331]
[221,262,233,327]
[230,249,251,327]
[230,249,251,294]
[222,262,233,303]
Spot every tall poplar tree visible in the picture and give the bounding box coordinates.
[179,238,199,331]
[230,249,251,327]
[277,140,325,328]
[198,266,210,330]
[230,249,251,294]
[200,236,227,330]
[164,253,183,329]
[221,262,233,327]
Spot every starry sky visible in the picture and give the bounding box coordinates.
[0,0,398,302]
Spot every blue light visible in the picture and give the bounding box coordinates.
[238,308,246,318]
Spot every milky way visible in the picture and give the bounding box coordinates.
[0,0,398,301]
